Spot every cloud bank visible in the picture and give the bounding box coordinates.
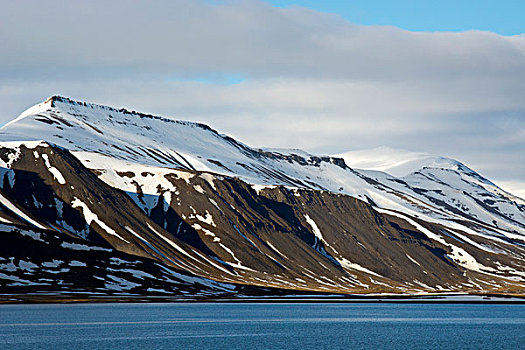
[0,0,524,196]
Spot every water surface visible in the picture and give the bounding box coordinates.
[1,302,524,349]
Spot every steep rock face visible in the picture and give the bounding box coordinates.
[0,96,524,297]
[0,144,524,296]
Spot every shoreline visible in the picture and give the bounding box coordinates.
[2,293,525,305]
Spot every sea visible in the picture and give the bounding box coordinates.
[1,302,524,349]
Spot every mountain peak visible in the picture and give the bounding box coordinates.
[43,95,152,116]
[335,146,471,177]
[44,95,67,106]
[0,96,524,300]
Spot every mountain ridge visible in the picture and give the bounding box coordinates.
[8,96,517,195]
[3,95,509,192]
[0,96,524,300]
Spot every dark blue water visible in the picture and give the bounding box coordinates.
[1,302,524,349]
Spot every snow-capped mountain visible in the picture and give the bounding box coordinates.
[336,147,469,177]
[0,96,524,300]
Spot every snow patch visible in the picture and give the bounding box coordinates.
[41,154,66,184]
[192,223,220,242]
[252,184,277,195]
[71,197,129,243]
[195,211,216,227]
[406,254,421,266]
[199,173,217,190]
[338,258,383,277]
[304,214,325,243]
[60,242,112,251]
[0,192,46,229]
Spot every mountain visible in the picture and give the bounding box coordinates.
[0,96,524,301]
[336,147,466,177]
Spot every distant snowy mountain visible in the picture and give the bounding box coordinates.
[0,96,524,300]
[336,147,465,177]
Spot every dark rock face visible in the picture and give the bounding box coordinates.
[0,223,237,300]
[1,144,525,298]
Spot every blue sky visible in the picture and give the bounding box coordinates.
[267,0,525,35]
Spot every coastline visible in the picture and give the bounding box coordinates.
[2,293,525,305]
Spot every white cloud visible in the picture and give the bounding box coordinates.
[495,181,525,200]
[0,0,523,197]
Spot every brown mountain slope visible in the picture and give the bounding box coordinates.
[1,143,524,297]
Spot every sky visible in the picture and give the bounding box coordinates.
[267,0,525,35]
[0,0,524,197]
